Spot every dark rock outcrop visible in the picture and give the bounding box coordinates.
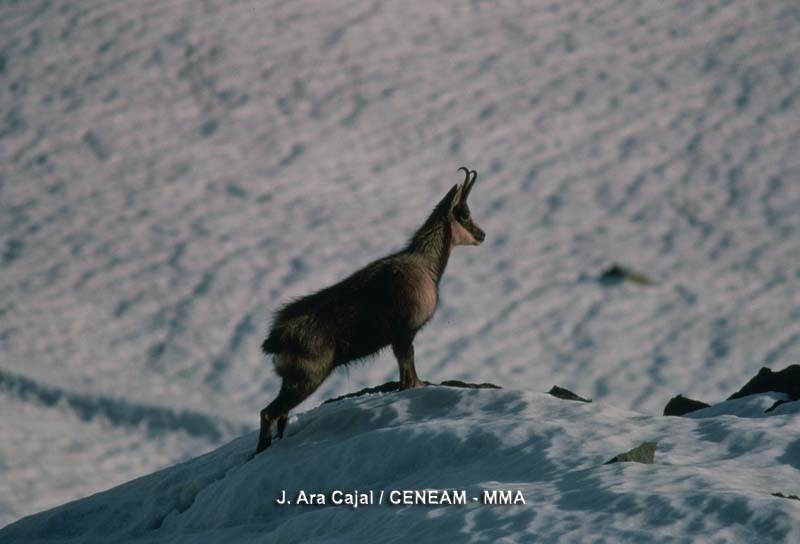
[772,492,800,502]
[440,380,502,390]
[598,263,656,286]
[663,394,710,416]
[605,441,657,465]
[323,380,502,405]
[765,399,791,413]
[664,364,800,416]
[548,386,592,403]
[727,365,800,402]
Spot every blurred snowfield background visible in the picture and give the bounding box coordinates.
[1,0,799,526]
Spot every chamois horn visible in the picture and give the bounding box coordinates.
[457,166,478,201]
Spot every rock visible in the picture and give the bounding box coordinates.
[772,492,800,502]
[323,381,403,404]
[665,365,800,416]
[548,386,592,403]
[727,365,800,402]
[663,394,710,416]
[598,263,656,286]
[323,380,502,404]
[765,399,791,413]
[605,441,657,465]
[440,380,502,390]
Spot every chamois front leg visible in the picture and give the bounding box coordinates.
[392,337,425,390]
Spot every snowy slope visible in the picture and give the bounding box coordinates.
[2,0,800,526]
[3,386,799,543]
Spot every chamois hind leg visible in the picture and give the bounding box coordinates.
[256,356,332,454]
[276,414,289,439]
[257,384,296,453]
[392,336,425,390]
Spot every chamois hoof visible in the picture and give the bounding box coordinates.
[255,434,272,455]
[399,379,426,390]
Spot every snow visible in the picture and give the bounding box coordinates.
[2,387,799,543]
[1,0,800,537]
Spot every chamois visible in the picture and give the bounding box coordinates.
[256,167,485,454]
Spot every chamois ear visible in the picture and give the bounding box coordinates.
[438,183,462,211]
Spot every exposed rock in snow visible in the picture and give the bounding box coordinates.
[605,441,657,464]
[663,394,710,416]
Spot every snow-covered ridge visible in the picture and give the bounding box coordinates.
[2,385,798,543]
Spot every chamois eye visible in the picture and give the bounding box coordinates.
[458,208,470,221]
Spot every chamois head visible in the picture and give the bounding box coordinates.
[443,167,485,246]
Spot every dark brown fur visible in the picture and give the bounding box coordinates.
[256,168,485,453]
